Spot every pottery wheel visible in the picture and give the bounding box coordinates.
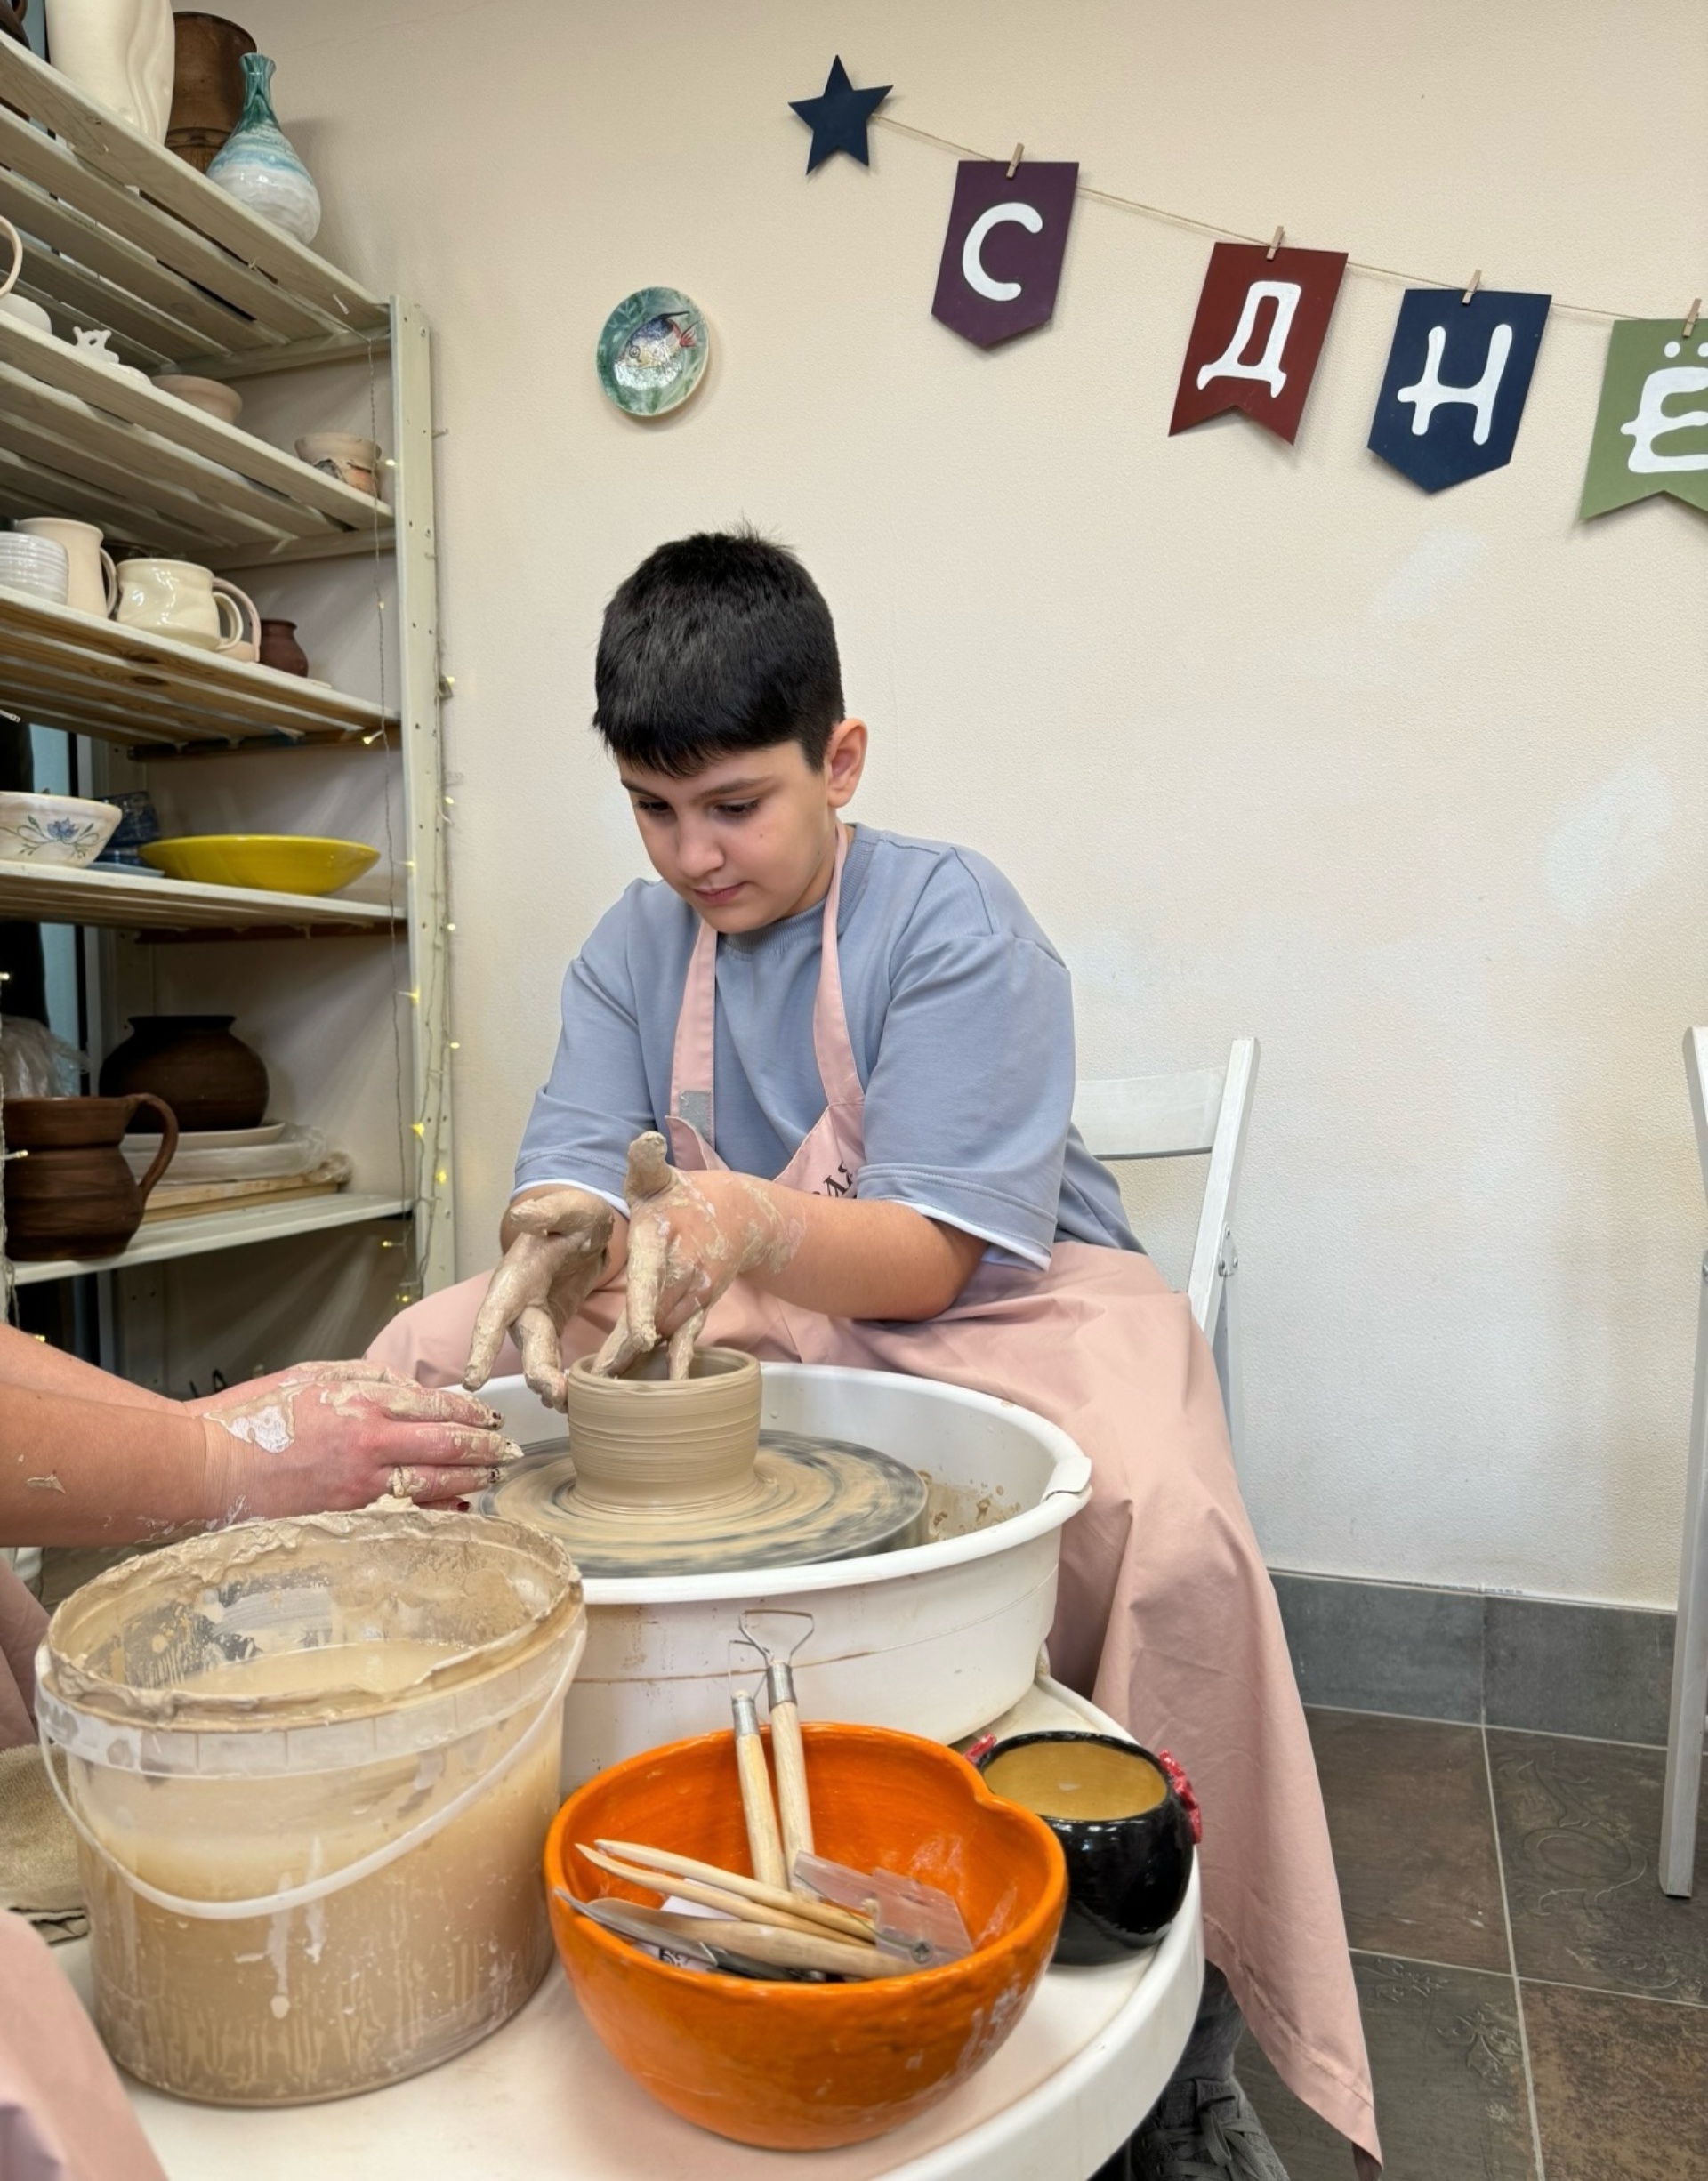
[475,1431,928,1577]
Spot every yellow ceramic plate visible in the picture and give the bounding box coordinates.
[141,834,380,897]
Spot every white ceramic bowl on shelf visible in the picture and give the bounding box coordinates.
[0,791,121,866]
[0,535,69,604]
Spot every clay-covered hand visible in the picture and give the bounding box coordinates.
[593,1133,798,1380]
[463,1185,617,1408]
[194,1361,511,1522]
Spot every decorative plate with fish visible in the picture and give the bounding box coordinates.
[596,286,708,418]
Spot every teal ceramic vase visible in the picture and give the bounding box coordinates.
[206,53,321,245]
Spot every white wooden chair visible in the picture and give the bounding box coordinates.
[1072,1037,1259,1461]
[1661,1026,1708,1895]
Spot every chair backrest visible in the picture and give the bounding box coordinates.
[1686,1029,1708,1203]
[1072,1037,1259,1349]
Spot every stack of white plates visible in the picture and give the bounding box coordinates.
[0,531,68,604]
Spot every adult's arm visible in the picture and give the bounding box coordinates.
[0,1363,509,1548]
[0,1323,177,1411]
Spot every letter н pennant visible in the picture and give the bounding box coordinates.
[1580,318,1708,520]
[1170,241,1348,444]
[1368,288,1551,491]
[931,160,1080,350]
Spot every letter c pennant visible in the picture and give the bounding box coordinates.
[1368,288,1551,491]
[931,159,1079,350]
[1170,241,1348,444]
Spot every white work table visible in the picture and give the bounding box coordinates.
[60,1681,1204,2181]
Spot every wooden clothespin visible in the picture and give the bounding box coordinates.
[1266,226,1284,261]
[1461,269,1481,304]
[1005,141,1024,178]
[1684,298,1702,340]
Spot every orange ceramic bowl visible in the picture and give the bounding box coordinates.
[544,1721,1067,2150]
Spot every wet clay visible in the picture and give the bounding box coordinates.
[982,1740,1167,1823]
[563,1345,761,1512]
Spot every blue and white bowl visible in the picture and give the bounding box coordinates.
[0,792,122,867]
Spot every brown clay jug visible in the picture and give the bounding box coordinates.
[100,1015,268,1132]
[166,12,256,172]
[0,0,28,47]
[258,618,309,676]
[4,1095,178,1260]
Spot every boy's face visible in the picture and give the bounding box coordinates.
[619,720,866,933]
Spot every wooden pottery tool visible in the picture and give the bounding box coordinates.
[559,1892,892,1982]
[737,1609,816,1884]
[582,1839,874,1942]
[728,1646,787,1891]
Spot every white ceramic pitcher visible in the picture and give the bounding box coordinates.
[12,519,117,619]
[114,559,261,657]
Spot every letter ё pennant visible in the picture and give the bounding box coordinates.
[1170,241,1349,444]
[1580,318,1708,520]
[1368,288,1551,491]
[931,160,1080,350]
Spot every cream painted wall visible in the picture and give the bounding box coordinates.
[222,0,1708,1607]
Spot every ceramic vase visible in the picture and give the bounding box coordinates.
[44,0,174,141]
[3,1094,178,1260]
[165,12,254,173]
[206,53,320,245]
[99,1014,268,1132]
[258,618,308,676]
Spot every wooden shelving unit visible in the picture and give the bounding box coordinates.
[8,1192,411,1288]
[0,586,391,746]
[0,36,454,1350]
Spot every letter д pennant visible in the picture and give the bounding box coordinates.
[1170,241,1349,443]
[1368,288,1551,491]
[931,160,1080,350]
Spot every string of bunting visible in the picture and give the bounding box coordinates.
[789,58,1708,519]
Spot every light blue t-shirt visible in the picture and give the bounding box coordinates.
[514,825,1140,1268]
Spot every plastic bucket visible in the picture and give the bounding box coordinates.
[36,1509,585,2105]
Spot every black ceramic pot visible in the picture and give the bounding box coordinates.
[976,1731,1195,1964]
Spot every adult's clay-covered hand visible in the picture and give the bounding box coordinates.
[463,1185,616,1407]
[594,1133,798,1380]
[194,1359,509,1519]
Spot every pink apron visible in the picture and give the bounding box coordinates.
[372,829,1380,2171]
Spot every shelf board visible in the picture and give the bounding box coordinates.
[0,314,393,561]
[8,1192,411,1285]
[0,860,399,934]
[0,39,387,374]
[0,585,392,748]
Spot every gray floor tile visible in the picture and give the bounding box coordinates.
[1273,1573,1483,1723]
[1524,1980,1708,2181]
[1489,1730,1708,2003]
[1308,1709,1507,1973]
[1240,1953,1535,2181]
[1486,1596,1673,1745]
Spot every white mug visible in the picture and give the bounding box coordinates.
[114,558,261,657]
[12,519,117,618]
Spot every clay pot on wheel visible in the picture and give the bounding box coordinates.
[562,1347,761,1512]
[4,1095,178,1260]
[258,618,309,676]
[99,1014,267,1132]
[167,12,256,172]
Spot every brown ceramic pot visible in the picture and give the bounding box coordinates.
[166,13,257,172]
[257,618,309,676]
[0,0,28,47]
[99,1015,268,1132]
[4,1095,178,1260]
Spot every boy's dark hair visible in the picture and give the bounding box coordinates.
[593,528,845,777]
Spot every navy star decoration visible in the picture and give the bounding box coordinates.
[789,56,891,173]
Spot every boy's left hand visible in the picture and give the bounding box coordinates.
[593,1134,799,1379]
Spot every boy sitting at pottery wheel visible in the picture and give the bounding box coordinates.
[369,530,1377,2181]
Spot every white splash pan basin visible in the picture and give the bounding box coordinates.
[481,1363,1092,1787]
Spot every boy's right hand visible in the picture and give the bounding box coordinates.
[463,1186,617,1407]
